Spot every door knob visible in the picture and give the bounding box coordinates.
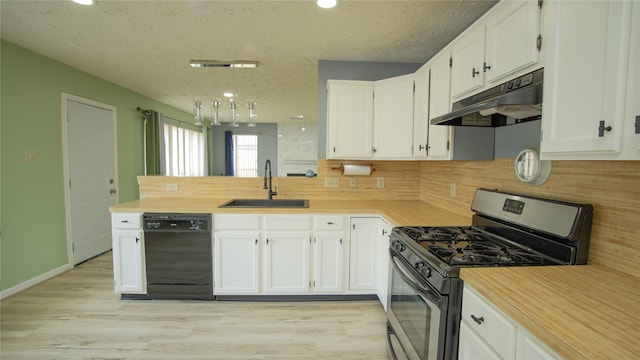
[109,188,117,194]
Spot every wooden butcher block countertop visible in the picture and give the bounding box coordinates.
[109,198,470,226]
[461,265,640,359]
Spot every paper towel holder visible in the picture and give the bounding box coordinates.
[331,163,376,176]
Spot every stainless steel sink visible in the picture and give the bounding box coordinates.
[219,199,309,208]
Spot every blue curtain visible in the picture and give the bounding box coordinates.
[225,131,234,176]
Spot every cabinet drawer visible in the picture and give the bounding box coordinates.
[111,213,142,229]
[315,216,346,230]
[461,284,516,359]
[214,215,261,230]
[264,216,311,230]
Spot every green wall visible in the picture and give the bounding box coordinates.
[0,41,191,291]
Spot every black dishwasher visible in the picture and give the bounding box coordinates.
[143,213,213,300]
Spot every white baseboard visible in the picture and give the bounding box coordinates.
[1,263,72,300]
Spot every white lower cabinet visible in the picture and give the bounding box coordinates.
[377,218,393,311]
[349,217,379,291]
[214,231,260,294]
[263,232,310,293]
[111,212,146,294]
[213,214,358,296]
[460,284,561,360]
[313,231,344,293]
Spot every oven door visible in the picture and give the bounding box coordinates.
[387,249,446,360]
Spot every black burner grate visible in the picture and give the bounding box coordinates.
[398,226,546,266]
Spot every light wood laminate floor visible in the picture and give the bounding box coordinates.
[1,252,388,359]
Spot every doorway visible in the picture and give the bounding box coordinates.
[62,94,118,265]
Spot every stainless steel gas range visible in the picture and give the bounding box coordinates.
[386,188,593,360]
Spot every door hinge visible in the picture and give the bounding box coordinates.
[352,224,356,230]
[449,57,453,67]
[538,0,543,9]
[536,35,542,51]
[72,243,75,253]
[69,179,72,189]
[339,238,343,245]
[635,115,640,134]
[446,140,451,151]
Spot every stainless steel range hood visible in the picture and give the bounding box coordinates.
[431,68,544,127]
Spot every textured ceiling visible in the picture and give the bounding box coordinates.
[1,0,497,124]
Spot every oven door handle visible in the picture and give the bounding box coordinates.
[390,253,441,306]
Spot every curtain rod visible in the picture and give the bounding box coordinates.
[137,106,196,127]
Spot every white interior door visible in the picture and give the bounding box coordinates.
[64,95,117,265]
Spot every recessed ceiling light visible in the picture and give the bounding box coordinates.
[290,115,305,120]
[317,0,337,9]
[223,92,234,98]
[189,60,259,68]
[72,0,95,5]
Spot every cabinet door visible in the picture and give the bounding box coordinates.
[413,65,430,159]
[450,27,485,99]
[373,74,415,159]
[458,321,501,360]
[376,219,393,310]
[112,229,145,294]
[461,284,516,359]
[349,218,378,291]
[264,232,310,293]
[541,0,631,156]
[485,0,541,84]
[214,232,260,294]
[326,80,374,159]
[428,52,453,160]
[516,327,562,360]
[313,231,344,293]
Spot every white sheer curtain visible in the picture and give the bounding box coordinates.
[160,114,205,176]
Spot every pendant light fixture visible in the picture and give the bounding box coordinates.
[211,99,221,126]
[193,99,203,126]
[247,100,257,127]
[229,100,239,127]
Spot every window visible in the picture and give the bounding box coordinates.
[163,122,205,176]
[233,134,258,177]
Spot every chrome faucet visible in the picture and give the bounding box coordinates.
[263,159,277,200]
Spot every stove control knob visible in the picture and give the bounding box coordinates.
[391,240,406,252]
[415,261,432,278]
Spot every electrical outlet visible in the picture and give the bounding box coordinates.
[349,178,357,188]
[25,151,37,163]
[377,177,385,188]
[324,177,339,188]
[166,183,179,191]
[450,183,456,197]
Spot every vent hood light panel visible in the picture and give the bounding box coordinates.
[432,68,544,127]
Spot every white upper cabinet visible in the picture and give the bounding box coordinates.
[484,0,541,84]
[413,64,430,159]
[326,75,415,160]
[427,51,454,160]
[450,26,486,99]
[326,80,374,159]
[450,0,542,100]
[540,0,633,159]
[373,74,415,159]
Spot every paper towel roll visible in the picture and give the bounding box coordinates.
[342,164,373,176]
